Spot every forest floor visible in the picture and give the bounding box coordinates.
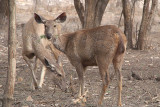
[0,11,160,107]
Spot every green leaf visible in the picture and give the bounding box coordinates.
[40,35,46,39]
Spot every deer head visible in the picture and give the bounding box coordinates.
[34,12,67,40]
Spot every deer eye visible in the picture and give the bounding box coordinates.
[45,25,48,29]
[54,25,56,27]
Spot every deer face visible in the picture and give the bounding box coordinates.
[34,12,67,41]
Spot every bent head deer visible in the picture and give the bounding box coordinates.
[22,12,67,91]
[37,14,127,105]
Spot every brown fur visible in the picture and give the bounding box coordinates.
[50,25,127,106]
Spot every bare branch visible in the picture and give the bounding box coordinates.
[118,9,123,28]
[94,0,110,26]
[74,0,85,27]
[122,0,133,48]
[147,0,158,32]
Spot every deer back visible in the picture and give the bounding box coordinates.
[52,25,127,67]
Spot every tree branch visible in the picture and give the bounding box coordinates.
[122,0,133,48]
[147,0,158,32]
[94,0,110,26]
[74,0,85,27]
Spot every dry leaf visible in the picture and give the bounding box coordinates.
[17,77,23,82]
[26,95,33,102]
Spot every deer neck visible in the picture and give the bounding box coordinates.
[53,34,68,53]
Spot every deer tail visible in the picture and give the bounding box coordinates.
[117,33,126,54]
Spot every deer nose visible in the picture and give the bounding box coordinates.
[46,33,52,39]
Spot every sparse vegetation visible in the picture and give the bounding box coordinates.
[0,0,160,106]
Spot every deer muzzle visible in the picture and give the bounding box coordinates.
[46,33,52,40]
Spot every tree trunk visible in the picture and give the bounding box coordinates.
[74,0,110,29]
[2,0,17,107]
[137,0,158,50]
[0,0,9,24]
[122,0,133,49]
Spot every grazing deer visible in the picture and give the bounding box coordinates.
[22,13,66,91]
[36,12,127,106]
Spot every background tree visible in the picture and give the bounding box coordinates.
[0,0,9,24]
[137,0,158,50]
[74,0,110,29]
[2,0,17,106]
[121,0,134,49]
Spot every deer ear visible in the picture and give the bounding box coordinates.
[34,13,46,24]
[54,12,67,23]
[44,58,50,67]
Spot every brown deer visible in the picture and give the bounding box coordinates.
[36,13,127,106]
[22,12,66,91]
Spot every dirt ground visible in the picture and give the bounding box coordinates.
[0,10,160,107]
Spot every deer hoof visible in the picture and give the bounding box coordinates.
[72,96,86,104]
[98,100,102,106]
[35,86,42,90]
[118,102,122,106]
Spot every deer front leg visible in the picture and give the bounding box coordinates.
[49,44,60,61]
[50,44,65,76]
[23,54,39,90]
[72,63,87,104]
[75,65,84,98]
[34,56,39,73]
[31,56,40,89]
[39,65,47,88]
[50,44,64,68]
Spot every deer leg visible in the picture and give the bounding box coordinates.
[34,56,39,72]
[49,44,60,61]
[50,44,65,76]
[116,68,122,106]
[31,57,39,89]
[39,65,47,88]
[113,54,124,106]
[57,56,64,75]
[96,55,112,105]
[98,68,110,105]
[76,65,84,98]
[72,63,86,104]
[23,54,39,90]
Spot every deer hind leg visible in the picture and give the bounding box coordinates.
[96,55,112,105]
[23,53,39,90]
[113,54,124,106]
[39,65,47,88]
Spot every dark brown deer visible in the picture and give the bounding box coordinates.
[22,13,66,91]
[36,13,127,106]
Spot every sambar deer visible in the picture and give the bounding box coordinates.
[22,12,66,91]
[36,12,127,106]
